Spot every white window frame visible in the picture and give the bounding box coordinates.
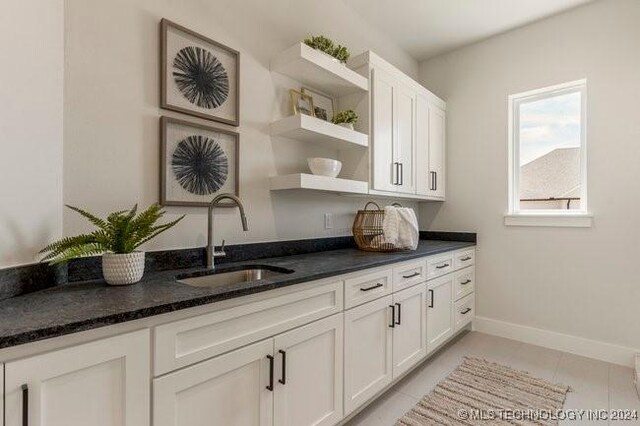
[506,79,592,227]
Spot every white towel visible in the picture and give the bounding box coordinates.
[382,206,419,250]
[396,207,419,250]
[382,206,400,246]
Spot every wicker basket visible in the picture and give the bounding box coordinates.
[352,201,403,252]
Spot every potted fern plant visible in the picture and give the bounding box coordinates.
[41,204,184,285]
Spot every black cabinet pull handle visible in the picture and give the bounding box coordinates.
[395,302,401,325]
[460,256,472,261]
[399,163,404,186]
[393,162,399,185]
[435,263,450,269]
[461,308,472,315]
[461,279,472,285]
[388,305,396,328]
[266,355,274,391]
[278,350,286,385]
[402,272,420,279]
[428,289,434,308]
[22,384,29,426]
[360,283,383,292]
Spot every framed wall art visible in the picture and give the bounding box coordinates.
[161,19,240,126]
[301,87,335,121]
[160,116,239,207]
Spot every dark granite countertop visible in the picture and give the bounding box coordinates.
[0,240,474,350]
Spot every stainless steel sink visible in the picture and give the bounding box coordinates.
[177,266,294,288]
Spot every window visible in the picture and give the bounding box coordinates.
[507,80,590,226]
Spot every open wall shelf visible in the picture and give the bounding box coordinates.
[271,114,368,150]
[269,174,369,195]
[271,43,368,97]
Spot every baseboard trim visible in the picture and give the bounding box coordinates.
[474,316,638,367]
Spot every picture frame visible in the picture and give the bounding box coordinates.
[289,89,315,117]
[160,116,239,207]
[161,19,240,126]
[301,87,335,122]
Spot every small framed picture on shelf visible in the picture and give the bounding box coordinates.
[302,87,335,122]
[289,89,315,116]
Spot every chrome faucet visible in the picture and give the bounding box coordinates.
[207,193,248,269]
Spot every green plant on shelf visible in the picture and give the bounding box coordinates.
[303,35,350,64]
[332,109,358,125]
[40,204,184,264]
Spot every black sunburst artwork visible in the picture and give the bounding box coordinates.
[171,135,229,195]
[173,46,229,109]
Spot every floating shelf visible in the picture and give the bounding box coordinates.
[270,174,369,195]
[271,43,368,96]
[271,114,368,150]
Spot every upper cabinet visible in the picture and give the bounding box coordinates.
[351,51,446,201]
[416,96,446,199]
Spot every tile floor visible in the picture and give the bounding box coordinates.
[345,331,640,425]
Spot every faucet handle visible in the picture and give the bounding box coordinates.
[220,239,226,252]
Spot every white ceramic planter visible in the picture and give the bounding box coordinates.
[102,252,145,285]
[337,122,354,130]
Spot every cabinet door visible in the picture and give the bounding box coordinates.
[395,84,416,194]
[273,314,343,426]
[415,94,430,196]
[371,67,397,192]
[344,295,393,415]
[427,274,454,353]
[428,105,446,198]
[5,330,150,426]
[154,339,274,426]
[392,285,427,378]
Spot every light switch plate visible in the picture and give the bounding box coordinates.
[324,213,333,229]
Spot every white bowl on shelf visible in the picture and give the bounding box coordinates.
[307,158,342,178]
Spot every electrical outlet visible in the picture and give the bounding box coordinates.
[324,213,334,230]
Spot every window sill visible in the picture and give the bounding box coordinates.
[504,213,593,228]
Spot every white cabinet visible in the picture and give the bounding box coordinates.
[371,69,417,195]
[371,67,397,193]
[357,51,446,200]
[4,329,150,426]
[155,314,344,426]
[344,295,393,415]
[427,274,454,354]
[273,314,344,426]
[154,339,274,426]
[416,98,446,199]
[395,83,416,194]
[392,285,427,378]
[427,105,446,198]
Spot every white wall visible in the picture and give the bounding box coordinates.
[419,0,640,351]
[63,0,419,252]
[0,0,64,268]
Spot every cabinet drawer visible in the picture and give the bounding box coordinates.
[426,253,454,279]
[454,249,475,269]
[393,260,427,291]
[453,266,475,301]
[345,267,393,309]
[454,293,475,331]
[154,280,343,376]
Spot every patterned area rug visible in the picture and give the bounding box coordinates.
[396,357,570,425]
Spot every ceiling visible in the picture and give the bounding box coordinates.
[344,0,595,61]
